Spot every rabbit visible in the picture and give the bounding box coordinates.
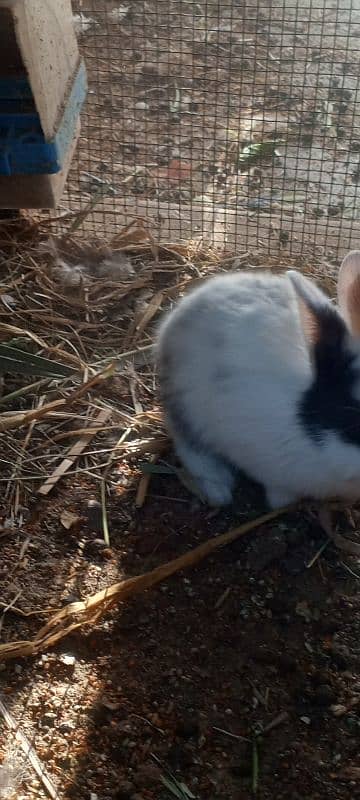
[156,251,360,509]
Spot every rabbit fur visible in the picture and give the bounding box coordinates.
[157,251,360,508]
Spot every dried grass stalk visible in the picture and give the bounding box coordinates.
[0,507,288,662]
[38,408,112,495]
[0,696,57,800]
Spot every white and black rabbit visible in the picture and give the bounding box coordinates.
[157,251,360,508]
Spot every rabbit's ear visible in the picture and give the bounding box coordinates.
[337,251,360,337]
[287,270,347,367]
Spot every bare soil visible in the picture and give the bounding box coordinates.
[1,0,360,795]
[0,229,359,799]
[1,467,360,800]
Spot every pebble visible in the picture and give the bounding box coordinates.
[60,654,76,667]
[102,547,114,560]
[59,720,76,734]
[135,101,149,110]
[330,704,347,717]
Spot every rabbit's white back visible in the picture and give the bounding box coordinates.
[158,261,360,507]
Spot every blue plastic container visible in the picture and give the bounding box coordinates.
[0,60,87,176]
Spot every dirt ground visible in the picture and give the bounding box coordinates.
[3,470,360,800]
[0,224,359,800]
[1,1,360,798]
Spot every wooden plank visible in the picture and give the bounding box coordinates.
[0,0,79,139]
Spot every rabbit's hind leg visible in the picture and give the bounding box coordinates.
[174,438,235,506]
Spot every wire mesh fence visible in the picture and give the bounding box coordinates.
[65,0,360,255]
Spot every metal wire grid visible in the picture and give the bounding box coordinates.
[63,0,360,254]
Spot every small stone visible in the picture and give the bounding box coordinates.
[300,716,311,725]
[60,654,76,667]
[135,101,149,110]
[102,547,114,560]
[59,720,76,734]
[330,704,347,717]
[63,593,79,604]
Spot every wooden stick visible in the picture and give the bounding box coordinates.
[38,408,112,495]
[0,696,57,800]
[0,506,290,661]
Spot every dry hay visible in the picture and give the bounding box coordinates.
[0,212,344,662]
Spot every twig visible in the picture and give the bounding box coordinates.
[38,408,112,496]
[214,586,231,610]
[0,695,57,800]
[0,505,291,661]
[261,711,289,735]
[213,726,250,742]
[0,398,65,433]
[135,453,158,508]
[340,560,360,581]
[306,538,330,569]
[0,601,56,617]
[100,427,131,545]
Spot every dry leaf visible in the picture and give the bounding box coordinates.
[60,511,81,531]
[153,160,193,183]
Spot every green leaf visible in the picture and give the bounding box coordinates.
[138,462,176,475]
[0,344,75,378]
[138,461,207,502]
[160,776,185,800]
[179,783,196,799]
[238,139,284,167]
[160,775,196,800]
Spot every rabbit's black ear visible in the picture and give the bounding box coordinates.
[287,270,348,377]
